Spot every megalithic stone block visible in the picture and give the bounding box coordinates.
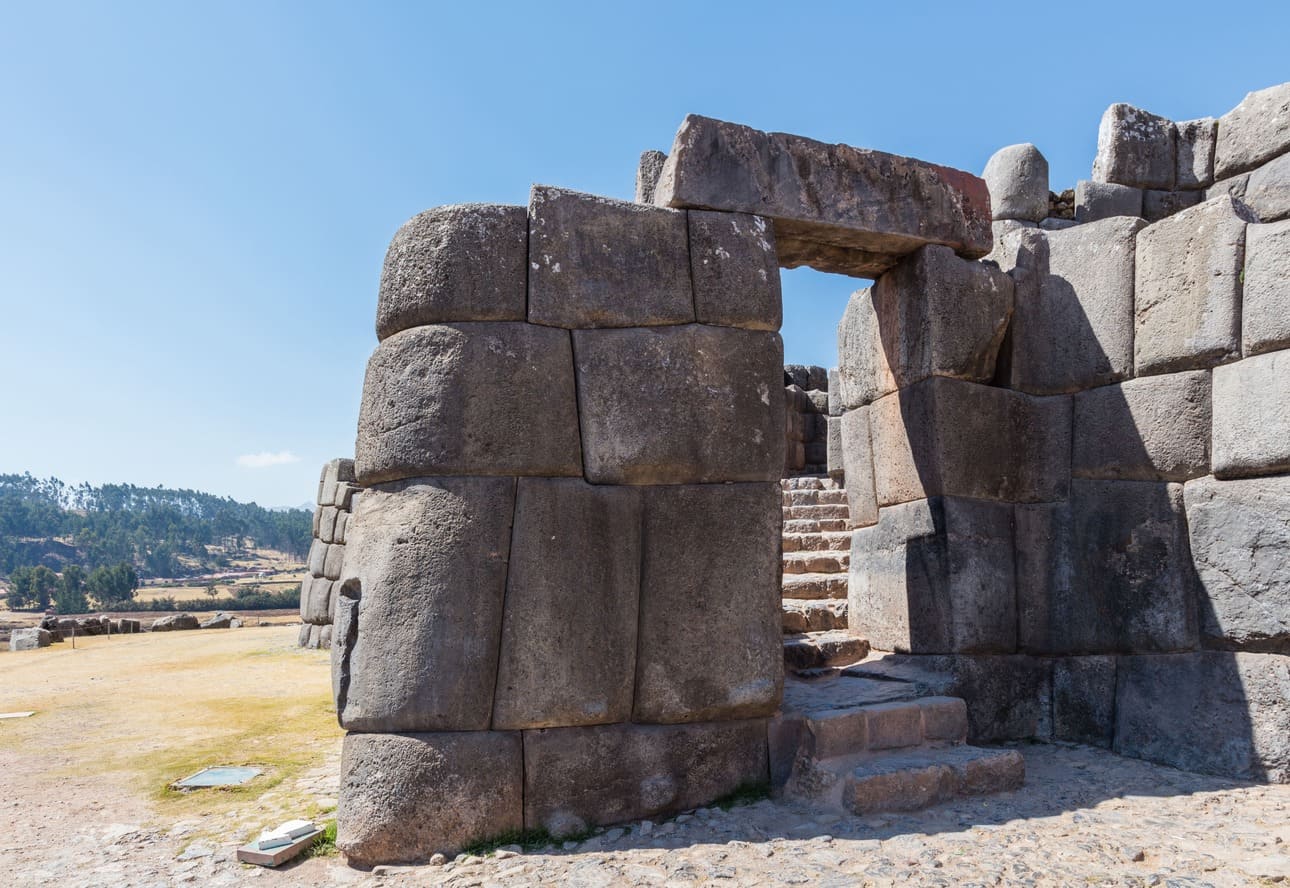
[1213,82,1290,179]
[492,479,642,730]
[1015,479,1200,655]
[633,483,782,724]
[687,210,781,331]
[334,477,515,732]
[652,114,992,277]
[635,149,668,205]
[1212,349,1290,479]
[982,143,1049,223]
[848,497,1016,655]
[1245,151,1290,223]
[375,204,528,340]
[1092,103,1176,190]
[1142,188,1202,224]
[1052,657,1116,748]
[527,186,693,328]
[572,325,784,485]
[839,407,877,528]
[336,731,522,865]
[1243,220,1290,356]
[1184,475,1290,652]
[1175,117,1218,191]
[522,719,768,836]
[1134,195,1254,376]
[354,322,582,485]
[1074,180,1143,223]
[825,415,844,481]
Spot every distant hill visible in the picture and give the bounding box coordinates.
[0,473,311,580]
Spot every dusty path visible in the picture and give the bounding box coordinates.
[1,628,1286,887]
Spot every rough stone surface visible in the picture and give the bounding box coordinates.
[1142,188,1202,223]
[826,367,842,416]
[982,143,1049,222]
[1074,180,1143,222]
[1205,171,1251,203]
[634,483,782,723]
[868,377,1071,506]
[983,218,1037,271]
[839,408,877,527]
[492,479,642,729]
[354,322,582,485]
[1176,117,1218,190]
[333,477,514,732]
[653,114,992,277]
[1214,82,1290,178]
[1092,103,1176,190]
[635,150,668,205]
[1212,349,1290,478]
[336,731,522,864]
[849,497,1016,655]
[1134,195,1252,375]
[1244,150,1290,222]
[1184,475,1290,652]
[149,614,200,632]
[375,204,527,340]
[8,627,52,651]
[1009,218,1144,394]
[687,210,781,331]
[1052,656,1116,748]
[572,325,784,485]
[522,719,769,834]
[1115,651,1290,782]
[1243,219,1290,355]
[528,186,693,328]
[1015,479,1199,655]
[1071,369,1212,481]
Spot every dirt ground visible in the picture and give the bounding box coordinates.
[1,627,1287,887]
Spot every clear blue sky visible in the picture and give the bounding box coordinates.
[2,1,1286,507]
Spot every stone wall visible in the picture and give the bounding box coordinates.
[783,364,830,476]
[297,458,360,649]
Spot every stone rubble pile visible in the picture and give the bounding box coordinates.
[297,458,360,650]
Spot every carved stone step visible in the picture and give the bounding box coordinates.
[782,531,853,553]
[781,573,848,600]
[783,630,870,671]
[782,598,848,633]
[782,551,849,575]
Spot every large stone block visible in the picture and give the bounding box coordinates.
[1135,195,1253,375]
[527,186,693,328]
[1244,150,1290,223]
[492,479,642,729]
[1074,180,1143,223]
[848,497,1016,655]
[1092,103,1176,190]
[332,477,514,732]
[839,407,877,528]
[1142,188,1202,223]
[1212,349,1290,478]
[572,325,784,485]
[1184,475,1290,652]
[9,627,52,651]
[1071,370,1212,482]
[1114,651,1290,782]
[1052,657,1116,748]
[687,210,781,331]
[982,143,1049,222]
[523,719,769,835]
[336,731,522,864]
[1243,220,1290,356]
[825,415,843,480]
[633,483,781,723]
[653,114,991,277]
[354,323,582,485]
[868,377,1071,506]
[375,204,527,340]
[635,149,668,205]
[1008,218,1143,394]
[1015,479,1199,655]
[1213,82,1290,179]
[836,286,890,409]
[1175,117,1218,190]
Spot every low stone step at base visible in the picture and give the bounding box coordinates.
[783,518,849,534]
[782,551,849,574]
[783,630,870,671]
[843,745,1024,814]
[781,572,848,600]
[783,531,853,553]
[782,489,849,507]
[782,598,848,633]
[781,476,841,491]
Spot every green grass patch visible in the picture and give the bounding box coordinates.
[461,823,597,857]
[302,819,338,859]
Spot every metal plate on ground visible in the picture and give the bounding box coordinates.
[173,766,261,788]
[237,828,323,867]
[0,711,36,720]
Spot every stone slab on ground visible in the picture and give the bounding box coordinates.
[1212,348,1290,479]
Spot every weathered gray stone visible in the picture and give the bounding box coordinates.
[687,210,781,331]
[1212,349,1290,478]
[522,719,768,834]
[528,186,692,328]
[1142,188,1202,223]
[784,364,811,390]
[982,143,1049,222]
[1115,651,1290,782]
[303,577,333,625]
[334,511,349,544]
[653,114,992,277]
[1244,150,1290,222]
[572,325,784,485]
[1072,370,1212,481]
[8,627,52,651]
[1038,217,1077,231]
[355,323,581,485]
[375,205,527,340]
[318,506,339,544]
[1009,218,1144,394]
[492,479,642,729]
[1092,103,1176,190]
[825,415,843,480]
[333,477,514,732]
[634,483,781,723]
[337,731,522,864]
[1184,475,1290,652]
[635,150,668,205]
[982,218,1037,272]
[1052,656,1116,748]
[849,497,1016,655]
[827,367,842,416]
[150,613,200,632]
[322,542,344,581]
[1074,180,1143,222]
[1205,172,1250,203]
[1176,117,1218,190]
[1243,219,1290,355]
[835,287,887,408]
[1015,479,1199,654]
[1135,195,1253,375]
[839,407,877,528]
[868,377,1071,506]
[1214,82,1290,179]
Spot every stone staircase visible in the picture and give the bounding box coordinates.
[780,477,871,672]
